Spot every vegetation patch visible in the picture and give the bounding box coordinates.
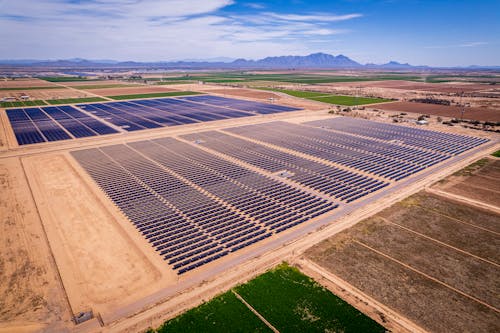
[46,97,107,105]
[153,263,384,333]
[261,88,391,105]
[39,76,100,82]
[311,95,392,106]
[492,150,500,158]
[155,292,271,333]
[1,100,48,107]
[106,91,203,100]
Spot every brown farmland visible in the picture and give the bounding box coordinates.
[375,101,500,122]
[306,191,500,333]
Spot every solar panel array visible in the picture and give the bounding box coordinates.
[5,95,302,146]
[6,106,118,145]
[305,117,489,155]
[72,138,336,274]
[180,95,300,114]
[225,121,462,181]
[182,131,388,203]
[71,117,489,275]
[77,96,301,132]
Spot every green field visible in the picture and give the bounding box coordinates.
[46,97,107,105]
[0,100,48,107]
[106,91,203,100]
[311,95,392,106]
[39,76,100,82]
[157,292,271,333]
[0,86,61,91]
[492,150,500,157]
[263,88,392,105]
[71,84,139,89]
[153,263,385,333]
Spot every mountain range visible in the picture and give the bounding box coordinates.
[0,53,494,69]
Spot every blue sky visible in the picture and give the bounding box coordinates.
[0,0,498,66]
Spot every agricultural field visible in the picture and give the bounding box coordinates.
[0,100,47,107]
[39,76,101,82]
[46,97,107,104]
[433,157,500,207]
[374,101,500,122]
[155,263,385,333]
[70,84,140,90]
[306,182,500,333]
[106,91,203,100]
[262,88,392,105]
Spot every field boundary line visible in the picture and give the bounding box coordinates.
[296,258,428,333]
[231,290,280,333]
[354,240,500,313]
[415,202,500,235]
[379,216,499,267]
[426,188,500,214]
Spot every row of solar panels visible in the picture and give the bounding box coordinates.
[71,117,489,275]
[6,106,118,145]
[6,95,301,146]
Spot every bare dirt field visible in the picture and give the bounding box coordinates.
[323,80,494,93]
[85,86,178,97]
[433,158,500,207]
[0,157,70,333]
[306,191,500,333]
[203,88,280,100]
[0,79,58,89]
[61,80,129,87]
[0,88,94,100]
[374,101,500,122]
[22,153,172,317]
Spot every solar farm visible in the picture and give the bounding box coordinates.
[4,95,300,146]
[0,87,498,333]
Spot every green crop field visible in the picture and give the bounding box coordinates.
[156,292,271,333]
[263,88,392,105]
[492,150,500,157]
[0,100,48,107]
[46,97,107,105]
[311,95,392,106]
[39,76,101,82]
[107,91,203,100]
[152,263,385,333]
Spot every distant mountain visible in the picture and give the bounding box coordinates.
[0,53,496,70]
[232,53,362,68]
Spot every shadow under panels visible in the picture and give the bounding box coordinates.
[71,118,489,275]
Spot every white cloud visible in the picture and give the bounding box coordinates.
[265,13,362,22]
[0,0,360,60]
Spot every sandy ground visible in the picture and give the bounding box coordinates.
[202,88,280,100]
[374,101,500,122]
[61,80,130,87]
[0,79,58,89]
[22,153,172,317]
[0,157,70,333]
[0,88,94,100]
[320,80,494,93]
[85,86,178,97]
